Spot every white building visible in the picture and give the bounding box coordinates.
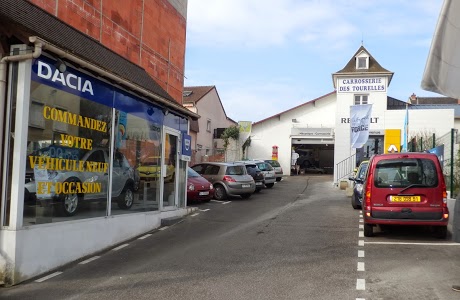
[248,46,456,184]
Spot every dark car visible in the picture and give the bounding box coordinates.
[243,163,265,193]
[187,167,214,203]
[348,160,369,209]
[191,162,256,200]
[362,153,448,238]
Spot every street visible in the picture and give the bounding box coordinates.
[1,175,459,300]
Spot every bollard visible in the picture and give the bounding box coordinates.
[453,196,460,243]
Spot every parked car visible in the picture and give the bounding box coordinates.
[348,160,369,209]
[303,166,326,174]
[362,152,449,238]
[242,163,265,193]
[138,156,175,182]
[264,159,283,181]
[191,162,256,200]
[236,160,276,188]
[25,147,136,216]
[187,167,214,202]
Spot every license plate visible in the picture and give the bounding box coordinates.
[256,182,263,186]
[242,184,250,188]
[391,196,421,202]
[199,191,209,196]
[265,174,273,177]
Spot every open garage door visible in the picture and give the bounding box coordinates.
[291,142,334,174]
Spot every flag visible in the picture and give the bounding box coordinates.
[350,104,372,149]
[402,103,409,152]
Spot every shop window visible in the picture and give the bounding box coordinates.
[52,107,68,133]
[354,95,368,105]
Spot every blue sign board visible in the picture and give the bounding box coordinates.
[181,133,192,161]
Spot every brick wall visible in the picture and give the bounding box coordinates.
[28,0,186,104]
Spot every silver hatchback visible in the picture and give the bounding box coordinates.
[191,162,256,200]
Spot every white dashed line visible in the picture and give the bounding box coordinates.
[358,240,364,246]
[222,201,231,205]
[359,224,364,229]
[359,231,364,237]
[191,213,199,217]
[356,298,366,300]
[199,209,210,212]
[359,214,363,218]
[356,279,366,290]
[211,200,224,203]
[35,272,63,282]
[357,262,365,271]
[112,244,129,251]
[358,250,365,258]
[365,241,460,246]
[79,256,100,265]
[159,226,169,231]
[359,210,362,213]
[359,219,363,223]
[138,234,152,240]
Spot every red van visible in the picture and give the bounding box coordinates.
[363,153,449,238]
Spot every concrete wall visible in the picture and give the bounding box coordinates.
[29,0,187,103]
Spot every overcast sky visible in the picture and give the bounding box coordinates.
[184,0,444,123]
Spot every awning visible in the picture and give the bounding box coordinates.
[421,0,460,98]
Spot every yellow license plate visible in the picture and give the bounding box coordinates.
[391,196,421,202]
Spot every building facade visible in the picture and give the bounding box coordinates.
[248,46,456,184]
[0,0,198,285]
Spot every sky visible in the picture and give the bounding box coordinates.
[184,0,444,123]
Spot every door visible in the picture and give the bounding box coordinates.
[162,127,180,209]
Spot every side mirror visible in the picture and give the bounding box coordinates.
[348,177,355,181]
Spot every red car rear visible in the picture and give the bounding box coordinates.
[187,167,214,203]
[363,152,449,238]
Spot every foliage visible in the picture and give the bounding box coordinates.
[408,130,436,152]
[221,125,240,149]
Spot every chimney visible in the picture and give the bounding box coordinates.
[409,93,417,104]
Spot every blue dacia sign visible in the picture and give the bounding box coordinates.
[181,133,192,161]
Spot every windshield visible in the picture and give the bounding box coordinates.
[374,158,438,188]
[256,162,273,171]
[266,160,280,167]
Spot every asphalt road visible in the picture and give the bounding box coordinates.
[1,175,459,300]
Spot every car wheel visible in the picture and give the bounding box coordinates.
[276,177,282,182]
[214,184,227,200]
[265,183,274,188]
[364,223,374,237]
[351,194,359,209]
[241,193,252,199]
[255,188,262,193]
[433,225,447,239]
[117,185,134,209]
[57,179,82,216]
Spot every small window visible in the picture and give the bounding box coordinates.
[207,119,211,132]
[183,90,193,97]
[357,57,367,69]
[354,95,368,105]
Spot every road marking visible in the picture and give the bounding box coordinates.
[356,279,366,290]
[79,256,100,265]
[358,240,364,246]
[35,272,63,282]
[357,262,365,271]
[112,244,129,251]
[359,231,364,237]
[359,224,364,229]
[191,213,199,217]
[359,219,363,223]
[159,226,169,231]
[211,200,224,203]
[359,210,362,213]
[199,209,210,212]
[138,234,152,240]
[356,298,366,300]
[222,201,231,205]
[358,250,365,258]
[359,214,363,218]
[365,241,460,246]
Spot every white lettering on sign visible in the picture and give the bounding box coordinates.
[38,61,94,95]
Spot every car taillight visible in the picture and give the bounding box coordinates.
[223,175,236,182]
[441,179,448,208]
[365,171,373,215]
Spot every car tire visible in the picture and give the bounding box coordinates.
[351,194,360,209]
[57,179,82,217]
[276,177,282,182]
[213,184,227,200]
[265,183,274,188]
[433,225,447,239]
[241,193,252,199]
[364,223,374,237]
[117,185,134,209]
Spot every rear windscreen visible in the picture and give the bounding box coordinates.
[226,166,246,175]
[374,158,439,188]
[266,160,280,167]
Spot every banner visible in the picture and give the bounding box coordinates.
[350,104,372,149]
[238,121,252,144]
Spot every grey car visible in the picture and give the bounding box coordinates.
[264,159,283,182]
[236,160,276,189]
[191,162,256,200]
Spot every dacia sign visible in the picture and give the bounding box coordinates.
[37,61,94,95]
[181,133,192,161]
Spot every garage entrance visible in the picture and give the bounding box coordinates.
[291,142,335,174]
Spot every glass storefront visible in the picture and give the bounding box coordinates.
[2,55,189,226]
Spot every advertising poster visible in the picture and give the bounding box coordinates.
[350,104,372,149]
